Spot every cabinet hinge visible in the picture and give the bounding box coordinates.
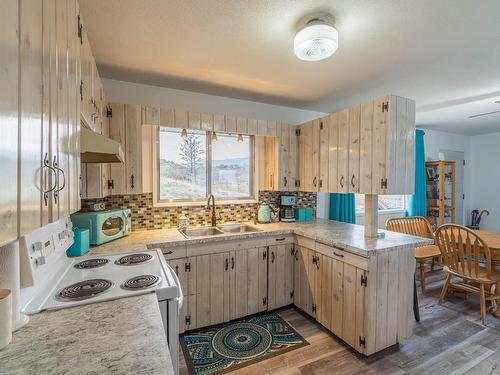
[262,251,267,260]
[77,15,83,44]
[320,121,324,130]
[185,262,191,272]
[382,101,389,112]
[262,297,267,306]
[463,159,466,166]
[462,193,465,200]
[107,179,114,190]
[290,247,295,256]
[319,179,323,188]
[295,129,301,136]
[361,275,368,287]
[380,178,388,189]
[106,106,113,118]
[79,80,83,102]
[312,304,317,313]
[290,291,294,299]
[185,315,191,326]
[359,336,366,348]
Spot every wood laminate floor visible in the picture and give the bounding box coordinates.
[179,271,500,375]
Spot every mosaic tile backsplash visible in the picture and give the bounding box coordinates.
[81,191,316,231]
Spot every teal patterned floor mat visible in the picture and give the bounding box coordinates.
[180,311,309,375]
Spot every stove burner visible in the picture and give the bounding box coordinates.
[56,279,113,302]
[121,275,162,290]
[74,258,110,269]
[114,253,153,266]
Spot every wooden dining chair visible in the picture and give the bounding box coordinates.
[435,224,500,324]
[386,216,441,293]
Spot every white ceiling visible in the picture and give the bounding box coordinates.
[80,0,500,135]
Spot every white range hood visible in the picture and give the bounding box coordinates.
[80,127,124,163]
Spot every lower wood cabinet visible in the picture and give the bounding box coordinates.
[168,237,415,357]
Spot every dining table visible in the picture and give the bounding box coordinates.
[474,230,500,270]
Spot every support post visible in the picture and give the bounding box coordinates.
[364,194,379,238]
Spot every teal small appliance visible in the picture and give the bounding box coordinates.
[280,195,296,222]
[258,202,271,223]
[66,228,90,257]
[70,208,131,245]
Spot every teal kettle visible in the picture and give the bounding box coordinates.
[258,202,271,223]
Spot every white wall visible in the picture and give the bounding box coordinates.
[469,132,500,230]
[102,79,327,125]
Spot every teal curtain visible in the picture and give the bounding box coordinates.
[406,129,427,216]
[329,193,356,223]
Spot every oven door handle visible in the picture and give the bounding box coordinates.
[169,266,184,310]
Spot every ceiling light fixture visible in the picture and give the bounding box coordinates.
[180,128,188,139]
[237,134,243,143]
[294,13,338,62]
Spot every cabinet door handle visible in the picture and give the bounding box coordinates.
[271,251,275,263]
[270,173,274,190]
[52,156,66,204]
[283,176,287,187]
[130,174,135,189]
[351,174,356,189]
[313,176,317,187]
[231,256,235,270]
[164,250,173,255]
[42,153,57,206]
[340,175,344,188]
[225,258,229,271]
[333,251,344,258]
[275,238,286,242]
[175,265,179,275]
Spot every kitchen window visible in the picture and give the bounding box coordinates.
[355,194,406,214]
[156,127,254,204]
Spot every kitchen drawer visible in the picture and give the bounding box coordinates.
[294,235,315,250]
[152,244,186,260]
[266,234,294,245]
[315,241,369,271]
[187,237,268,257]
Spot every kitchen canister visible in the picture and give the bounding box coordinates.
[0,289,12,349]
[305,207,313,221]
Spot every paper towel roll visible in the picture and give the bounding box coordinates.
[0,289,12,349]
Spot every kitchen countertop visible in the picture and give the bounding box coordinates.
[91,218,433,257]
[0,294,174,375]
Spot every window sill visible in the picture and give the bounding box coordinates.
[153,199,259,208]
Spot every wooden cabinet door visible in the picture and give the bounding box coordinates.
[108,102,126,195]
[316,254,332,330]
[278,123,290,191]
[293,245,311,313]
[330,257,344,337]
[288,126,299,191]
[268,244,287,310]
[359,101,374,194]
[318,117,330,192]
[230,249,248,320]
[167,258,189,333]
[348,105,361,193]
[337,109,350,192]
[328,113,339,192]
[125,104,143,194]
[285,244,295,305]
[303,247,315,317]
[342,263,366,351]
[263,137,277,191]
[195,254,211,328]
[311,120,321,191]
[247,247,268,315]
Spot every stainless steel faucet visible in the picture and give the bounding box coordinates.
[207,194,217,227]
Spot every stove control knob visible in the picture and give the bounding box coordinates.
[35,255,46,266]
[32,241,43,253]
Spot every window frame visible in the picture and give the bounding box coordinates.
[355,194,407,215]
[153,126,257,207]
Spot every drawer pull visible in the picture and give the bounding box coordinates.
[333,251,344,258]
[275,238,286,242]
[164,250,173,255]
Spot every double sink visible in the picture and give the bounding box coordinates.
[180,223,262,238]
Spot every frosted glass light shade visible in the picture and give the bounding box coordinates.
[294,23,338,61]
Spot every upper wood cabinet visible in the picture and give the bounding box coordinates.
[297,95,415,195]
[1,0,82,245]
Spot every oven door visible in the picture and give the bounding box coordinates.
[95,212,127,245]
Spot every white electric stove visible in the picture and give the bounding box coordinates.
[18,217,182,375]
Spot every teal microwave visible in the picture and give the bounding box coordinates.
[70,209,131,245]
